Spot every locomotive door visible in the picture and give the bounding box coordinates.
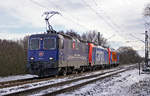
[59,37,65,66]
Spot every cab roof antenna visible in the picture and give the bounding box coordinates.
[42,11,61,34]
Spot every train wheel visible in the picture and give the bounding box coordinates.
[81,68,84,73]
[62,71,66,76]
[67,67,73,74]
[55,75,58,78]
[75,71,78,74]
[63,68,67,76]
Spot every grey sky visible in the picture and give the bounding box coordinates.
[0,0,149,56]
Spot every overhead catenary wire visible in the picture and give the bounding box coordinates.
[91,0,126,34]
[93,0,98,6]
[48,0,95,31]
[84,0,143,45]
[95,0,145,44]
[81,0,122,34]
[30,0,124,35]
[84,0,146,51]
[30,0,49,9]
[29,0,92,31]
[30,0,143,45]
[130,33,145,43]
[29,0,127,47]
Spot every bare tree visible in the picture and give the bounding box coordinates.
[144,4,150,17]
[117,47,142,64]
[66,30,81,40]
[81,30,108,47]
[0,39,26,76]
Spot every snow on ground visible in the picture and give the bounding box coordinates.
[58,68,150,96]
[0,74,38,82]
[0,68,119,95]
[0,64,135,83]
[0,66,119,83]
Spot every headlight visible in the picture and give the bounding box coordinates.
[30,57,34,60]
[49,57,54,60]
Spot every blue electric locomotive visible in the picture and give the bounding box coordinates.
[27,34,59,77]
[27,33,88,77]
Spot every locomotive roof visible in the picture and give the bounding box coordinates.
[94,45,108,51]
[58,33,85,43]
[30,33,58,38]
[58,33,73,40]
[29,33,82,42]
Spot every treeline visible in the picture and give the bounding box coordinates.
[117,47,143,64]
[0,30,142,76]
[0,37,28,76]
[61,30,108,47]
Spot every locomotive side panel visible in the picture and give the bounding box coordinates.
[116,53,120,64]
[95,47,105,65]
[104,50,109,64]
[112,52,117,64]
[58,36,88,69]
[107,48,111,64]
[58,38,71,68]
[67,40,88,69]
[88,43,94,66]
[91,47,106,66]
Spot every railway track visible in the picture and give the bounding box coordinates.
[0,65,123,89]
[0,70,104,89]
[0,65,136,96]
[33,67,133,96]
[0,78,37,88]
[0,76,57,89]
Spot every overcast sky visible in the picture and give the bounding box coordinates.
[0,0,150,56]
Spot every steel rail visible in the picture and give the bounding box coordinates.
[1,66,136,96]
[42,68,130,96]
[0,64,137,96]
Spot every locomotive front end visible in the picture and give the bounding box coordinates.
[27,34,59,77]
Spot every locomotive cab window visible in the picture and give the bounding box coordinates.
[43,38,56,50]
[29,38,40,50]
